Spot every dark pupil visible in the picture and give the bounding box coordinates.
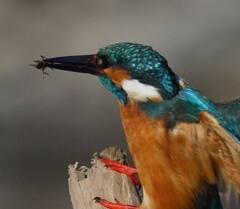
[97,56,109,69]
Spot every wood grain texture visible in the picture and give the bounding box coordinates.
[68,147,141,209]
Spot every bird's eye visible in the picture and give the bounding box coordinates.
[98,58,103,66]
[96,55,109,69]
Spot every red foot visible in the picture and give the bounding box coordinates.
[100,157,140,186]
[94,197,139,209]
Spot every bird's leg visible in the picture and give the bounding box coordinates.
[94,197,139,209]
[100,157,141,186]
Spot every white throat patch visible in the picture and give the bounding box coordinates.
[122,79,162,102]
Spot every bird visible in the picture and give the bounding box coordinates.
[32,42,240,209]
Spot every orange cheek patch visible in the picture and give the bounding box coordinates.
[104,67,131,86]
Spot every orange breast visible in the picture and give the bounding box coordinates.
[119,102,217,209]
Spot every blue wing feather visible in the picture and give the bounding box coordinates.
[178,89,240,142]
[216,98,240,141]
[141,88,240,142]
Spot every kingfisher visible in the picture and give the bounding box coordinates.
[32,43,240,209]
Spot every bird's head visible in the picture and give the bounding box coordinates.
[33,43,183,104]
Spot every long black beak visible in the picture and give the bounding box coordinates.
[31,55,102,75]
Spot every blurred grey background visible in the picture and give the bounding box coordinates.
[0,0,240,209]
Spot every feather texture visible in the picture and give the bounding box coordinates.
[216,99,240,140]
[134,88,240,209]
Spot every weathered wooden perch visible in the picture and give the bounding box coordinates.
[68,147,141,209]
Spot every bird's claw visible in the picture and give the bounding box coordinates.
[93,196,101,203]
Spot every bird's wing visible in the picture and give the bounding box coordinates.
[199,112,240,192]
[170,88,240,208]
[198,112,240,209]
